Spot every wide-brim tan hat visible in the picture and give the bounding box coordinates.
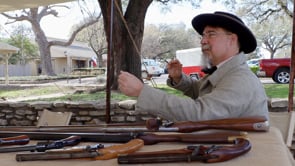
[192,11,257,54]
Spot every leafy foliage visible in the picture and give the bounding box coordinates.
[0,25,38,64]
[3,35,38,64]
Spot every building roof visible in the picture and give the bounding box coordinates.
[0,0,73,13]
[0,42,19,54]
[48,38,96,59]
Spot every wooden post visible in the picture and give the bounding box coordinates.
[288,0,295,112]
[105,0,114,123]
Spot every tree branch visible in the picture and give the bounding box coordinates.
[48,13,102,47]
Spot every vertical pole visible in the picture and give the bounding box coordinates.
[5,54,9,85]
[288,0,295,112]
[106,0,114,123]
[65,51,70,84]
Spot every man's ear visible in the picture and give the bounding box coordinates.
[229,33,239,49]
[231,33,238,43]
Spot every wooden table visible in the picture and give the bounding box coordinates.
[0,127,294,166]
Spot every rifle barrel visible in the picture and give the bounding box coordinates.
[0,135,81,153]
[0,117,269,133]
[16,151,99,161]
[0,130,248,145]
[0,145,37,153]
[0,131,137,142]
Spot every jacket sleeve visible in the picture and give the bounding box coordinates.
[167,73,202,100]
[136,72,269,121]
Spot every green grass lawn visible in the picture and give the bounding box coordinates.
[263,84,291,98]
[150,84,292,99]
[0,83,291,102]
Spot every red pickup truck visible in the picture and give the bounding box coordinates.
[257,58,290,84]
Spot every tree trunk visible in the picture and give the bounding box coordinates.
[98,0,152,89]
[2,6,100,77]
[98,54,104,68]
[31,21,56,76]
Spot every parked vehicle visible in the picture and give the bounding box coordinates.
[257,58,290,83]
[176,47,205,79]
[247,59,259,67]
[141,59,164,77]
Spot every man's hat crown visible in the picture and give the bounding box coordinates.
[191,11,257,54]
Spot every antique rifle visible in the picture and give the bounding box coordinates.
[0,130,247,145]
[0,135,30,146]
[0,135,81,153]
[118,138,251,164]
[16,139,144,161]
[146,116,269,132]
[0,116,269,133]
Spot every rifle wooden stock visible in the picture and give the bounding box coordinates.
[16,139,144,161]
[147,116,269,132]
[118,138,251,164]
[0,135,30,146]
[94,138,144,160]
[138,131,247,145]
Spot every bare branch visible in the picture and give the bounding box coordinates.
[48,13,102,47]
[1,12,29,24]
[277,0,293,18]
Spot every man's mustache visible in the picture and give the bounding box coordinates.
[202,45,211,51]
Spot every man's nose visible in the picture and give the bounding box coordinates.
[200,37,208,44]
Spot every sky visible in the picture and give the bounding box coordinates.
[40,0,227,39]
[145,1,227,28]
[0,1,227,39]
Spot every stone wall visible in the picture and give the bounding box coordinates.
[0,100,156,126]
[0,98,289,126]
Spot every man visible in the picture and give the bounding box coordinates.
[118,11,269,121]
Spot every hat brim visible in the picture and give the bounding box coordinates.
[192,13,257,54]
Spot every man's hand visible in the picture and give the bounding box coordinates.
[167,59,183,84]
[118,71,144,97]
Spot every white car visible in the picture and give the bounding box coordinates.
[247,59,260,67]
[141,59,164,77]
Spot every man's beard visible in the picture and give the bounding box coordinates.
[201,53,212,69]
[201,45,212,68]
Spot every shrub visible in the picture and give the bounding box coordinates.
[250,66,259,75]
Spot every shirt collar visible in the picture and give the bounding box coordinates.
[216,55,235,68]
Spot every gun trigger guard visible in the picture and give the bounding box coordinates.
[187,145,221,162]
[162,120,174,127]
[205,145,220,154]
[131,132,142,138]
[187,146,201,156]
[192,147,200,156]
[86,144,104,152]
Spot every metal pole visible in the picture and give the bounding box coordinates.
[5,54,9,85]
